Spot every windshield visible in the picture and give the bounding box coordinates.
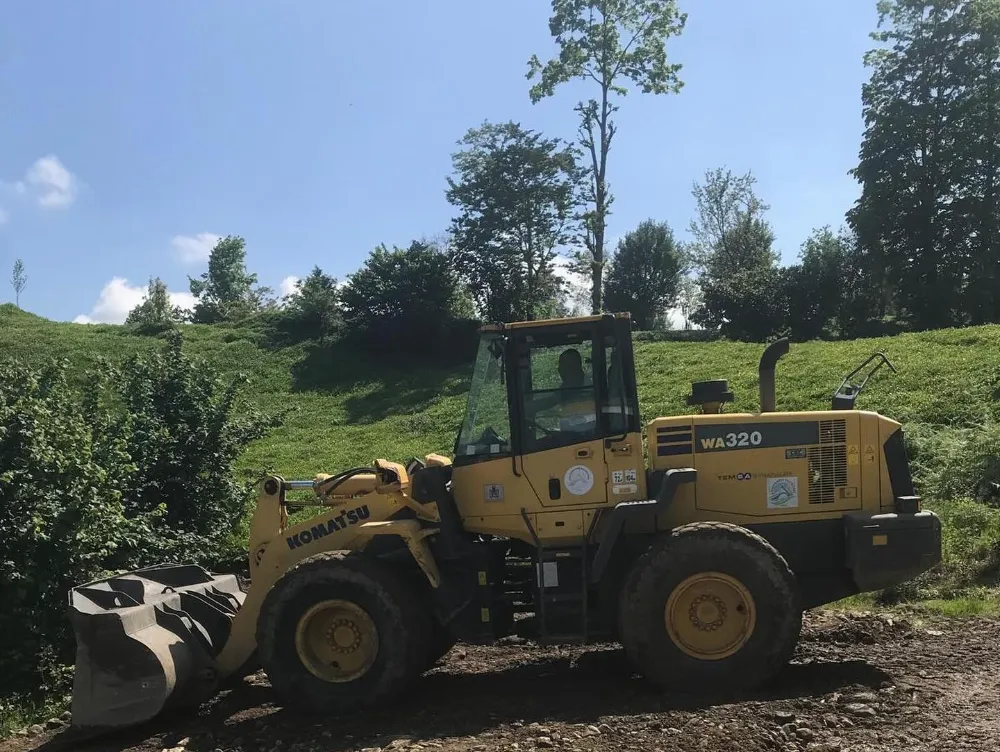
[455,334,511,462]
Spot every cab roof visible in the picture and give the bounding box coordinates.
[479,312,632,333]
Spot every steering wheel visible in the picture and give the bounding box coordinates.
[526,418,555,438]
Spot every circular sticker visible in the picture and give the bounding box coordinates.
[564,464,595,495]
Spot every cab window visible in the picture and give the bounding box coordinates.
[455,334,511,463]
[518,333,599,453]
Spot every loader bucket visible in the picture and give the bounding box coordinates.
[68,563,246,733]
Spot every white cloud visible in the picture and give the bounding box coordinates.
[26,155,77,208]
[171,291,197,312]
[74,278,196,325]
[279,275,300,297]
[171,233,221,264]
[73,278,144,324]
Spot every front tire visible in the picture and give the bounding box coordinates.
[256,552,430,713]
[619,522,801,693]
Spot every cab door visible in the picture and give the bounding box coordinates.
[601,323,646,503]
[514,326,607,508]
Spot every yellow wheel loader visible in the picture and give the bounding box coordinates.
[67,313,942,732]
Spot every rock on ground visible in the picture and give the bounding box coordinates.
[2,612,1000,752]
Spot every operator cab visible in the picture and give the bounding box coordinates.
[454,313,641,466]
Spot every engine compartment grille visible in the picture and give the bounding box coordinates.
[809,419,848,504]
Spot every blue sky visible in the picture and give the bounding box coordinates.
[0,0,879,324]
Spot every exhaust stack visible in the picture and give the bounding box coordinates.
[758,338,790,413]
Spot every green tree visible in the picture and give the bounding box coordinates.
[189,235,272,323]
[126,277,185,333]
[602,219,684,329]
[694,265,790,341]
[527,0,687,313]
[341,241,465,351]
[960,0,1000,323]
[848,0,971,329]
[280,266,341,341]
[688,167,777,279]
[446,121,581,322]
[688,167,782,339]
[783,227,849,340]
[11,258,26,308]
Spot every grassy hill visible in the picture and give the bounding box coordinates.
[4,304,998,473]
[2,303,998,603]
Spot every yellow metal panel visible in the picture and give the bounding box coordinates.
[452,455,546,542]
[520,440,608,508]
[685,412,863,518]
[605,431,646,502]
[218,479,411,677]
[536,510,585,541]
[859,412,884,511]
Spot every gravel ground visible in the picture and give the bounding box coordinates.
[5,611,1000,752]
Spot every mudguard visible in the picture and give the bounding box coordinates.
[68,563,245,732]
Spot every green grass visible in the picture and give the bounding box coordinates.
[5,304,998,479]
[0,694,64,738]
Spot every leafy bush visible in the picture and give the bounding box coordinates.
[0,361,152,695]
[111,331,281,562]
[341,241,472,358]
[906,419,1000,505]
[125,277,187,335]
[0,331,279,702]
[271,266,342,344]
[694,265,790,341]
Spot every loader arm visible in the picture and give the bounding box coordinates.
[218,464,440,676]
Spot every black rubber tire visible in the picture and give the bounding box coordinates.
[425,618,457,669]
[619,521,802,694]
[256,551,431,714]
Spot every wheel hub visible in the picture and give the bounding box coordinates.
[665,572,756,660]
[689,593,727,631]
[295,599,379,682]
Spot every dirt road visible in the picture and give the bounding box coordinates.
[6,611,1000,752]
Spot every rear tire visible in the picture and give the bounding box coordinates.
[619,522,801,694]
[256,552,430,713]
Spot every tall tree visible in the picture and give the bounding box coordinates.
[688,167,777,279]
[188,235,272,324]
[602,219,684,329]
[848,0,970,330]
[960,0,1000,323]
[688,168,782,339]
[11,258,26,308]
[446,121,581,322]
[126,277,185,333]
[527,0,687,313]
